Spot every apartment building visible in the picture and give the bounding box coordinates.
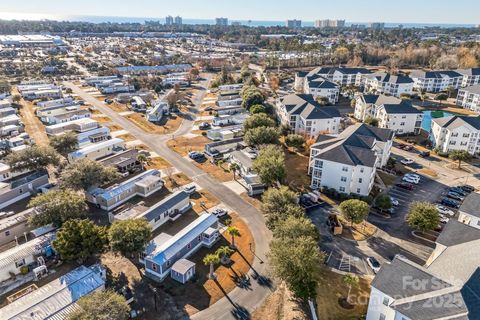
[302,74,340,104]
[296,67,371,91]
[458,192,480,229]
[86,169,164,211]
[276,94,342,137]
[375,103,423,135]
[431,115,480,155]
[364,72,414,97]
[456,85,480,113]
[314,19,345,28]
[457,68,480,87]
[366,220,480,320]
[68,138,125,162]
[216,17,228,26]
[308,124,393,195]
[410,70,463,92]
[286,20,302,28]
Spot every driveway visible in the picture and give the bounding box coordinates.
[64,77,273,320]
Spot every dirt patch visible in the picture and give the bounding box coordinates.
[418,168,438,177]
[167,135,210,156]
[146,157,172,170]
[18,99,49,146]
[161,213,255,315]
[240,192,263,210]
[252,281,308,320]
[284,150,311,192]
[105,123,123,132]
[125,113,183,134]
[191,190,220,213]
[316,270,370,320]
[193,161,234,183]
[116,133,137,142]
[93,115,112,124]
[164,173,192,190]
[108,101,129,113]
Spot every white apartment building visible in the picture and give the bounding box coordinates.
[431,115,480,155]
[366,220,480,320]
[354,94,404,121]
[308,124,393,195]
[458,192,480,229]
[363,72,414,97]
[456,85,480,113]
[376,104,423,135]
[410,70,463,92]
[314,19,345,28]
[276,94,342,138]
[456,68,480,87]
[302,75,340,104]
[295,67,371,91]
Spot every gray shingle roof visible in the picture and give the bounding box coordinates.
[280,94,341,120]
[382,102,422,114]
[436,220,480,246]
[461,85,480,95]
[459,192,480,218]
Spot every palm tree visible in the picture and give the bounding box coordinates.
[342,273,360,304]
[136,153,152,171]
[203,253,220,279]
[227,226,241,249]
[216,246,234,265]
[229,163,240,180]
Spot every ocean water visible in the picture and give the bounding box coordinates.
[31,14,475,29]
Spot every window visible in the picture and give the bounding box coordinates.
[152,263,157,271]
[356,188,361,193]
[463,133,470,138]
[187,243,192,249]
[341,176,347,182]
[383,297,389,306]
[359,178,363,183]
[15,259,25,268]
[360,167,364,173]
[342,166,348,172]
[197,235,202,241]
[5,230,10,236]
[166,260,171,267]
[339,187,346,192]
[379,314,386,320]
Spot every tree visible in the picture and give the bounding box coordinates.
[136,153,152,170]
[216,246,234,265]
[250,104,266,114]
[226,226,241,248]
[28,189,87,227]
[285,134,305,151]
[229,162,240,180]
[342,274,360,304]
[5,145,60,172]
[252,144,285,185]
[364,116,379,127]
[68,290,130,320]
[59,158,119,191]
[375,194,392,211]
[269,75,280,94]
[269,236,323,301]
[446,85,455,99]
[243,113,275,131]
[435,93,448,106]
[241,85,265,110]
[407,201,440,233]
[203,253,220,279]
[12,94,21,104]
[339,199,370,226]
[261,186,304,229]
[108,219,152,258]
[244,126,279,146]
[316,96,330,106]
[273,216,319,241]
[448,150,471,169]
[53,219,108,263]
[49,131,78,154]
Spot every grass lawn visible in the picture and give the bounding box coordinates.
[316,270,370,320]
[125,113,183,134]
[161,212,255,316]
[377,171,397,187]
[167,135,210,156]
[338,217,377,241]
[284,149,311,192]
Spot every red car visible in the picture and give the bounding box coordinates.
[396,182,415,190]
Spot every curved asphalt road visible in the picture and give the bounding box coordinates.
[64,78,273,320]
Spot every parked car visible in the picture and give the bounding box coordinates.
[183,185,197,195]
[441,198,460,208]
[438,214,449,224]
[419,151,430,158]
[366,256,381,274]
[390,197,399,206]
[212,208,228,217]
[104,98,113,104]
[396,182,415,190]
[446,191,464,201]
[459,185,475,193]
[403,145,414,151]
[188,151,205,160]
[436,205,455,217]
[449,187,468,197]
[402,175,419,184]
[198,122,211,130]
[397,143,407,149]
[400,158,414,165]
[405,173,421,179]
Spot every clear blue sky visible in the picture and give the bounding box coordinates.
[1,0,478,24]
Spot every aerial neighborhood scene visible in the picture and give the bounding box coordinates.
[1,1,480,319]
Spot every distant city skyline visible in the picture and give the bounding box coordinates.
[0,0,479,25]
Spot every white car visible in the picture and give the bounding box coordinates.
[405,173,420,180]
[402,176,419,184]
[436,205,455,217]
[183,185,197,195]
[438,214,449,224]
[400,158,414,165]
[390,197,399,206]
[366,256,381,273]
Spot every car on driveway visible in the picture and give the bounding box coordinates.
[198,122,211,130]
[396,182,415,190]
[438,214,449,224]
[183,185,197,195]
[188,151,205,160]
[419,151,431,158]
[402,175,419,184]
[446,191,464,201]
[400,158,414,165]
[366,256,381,273]
[212,208,228,217]
[441,197,460,208]
[436,205,455,217]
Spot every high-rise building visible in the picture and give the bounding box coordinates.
[368,22,385,29]
[174,16,182,25]
[314,19,345,28]
[165,15,174,26]
[286,19,302,28]
[216,17,229,26]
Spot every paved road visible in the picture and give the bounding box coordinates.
[64,78,273,320]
